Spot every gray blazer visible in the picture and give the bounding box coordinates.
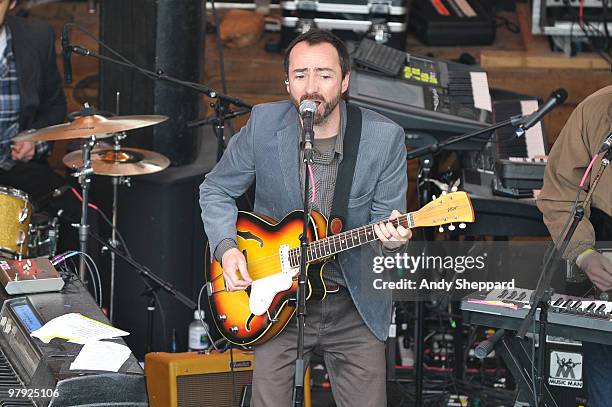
[199,99,407,341]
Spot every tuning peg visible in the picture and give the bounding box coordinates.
[459,223,466,229]
[438,226,444,233]
[432,195,437,200]
[442,191,447,195]
[448,223,456,231]
[451,186,458,192]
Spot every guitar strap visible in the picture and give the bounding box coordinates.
[328,103,362,235]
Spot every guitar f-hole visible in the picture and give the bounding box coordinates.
[267,309,278,323]
[245,313,255,331]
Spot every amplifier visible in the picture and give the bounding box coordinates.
[145,350,254,407]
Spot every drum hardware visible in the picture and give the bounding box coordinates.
[17,102,169,281]
[73,134,96,281]
[63,143,170,323]
[106,175,131,323]
[62,116,170,321]
[27,212,61,258]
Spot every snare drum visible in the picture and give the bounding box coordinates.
[0,186,32,258]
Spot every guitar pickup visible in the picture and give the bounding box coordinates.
[279,244,293,275]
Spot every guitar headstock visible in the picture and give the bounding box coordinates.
[412,191,475,229]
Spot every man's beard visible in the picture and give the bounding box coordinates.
[292,91,342,125]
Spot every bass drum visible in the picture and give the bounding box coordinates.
[0,186,32,258]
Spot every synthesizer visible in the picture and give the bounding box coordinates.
[491,97,548,190]
[348,38,493,136]
[462,288,612,345]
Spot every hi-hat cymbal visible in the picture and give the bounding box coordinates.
[62,147,170,176]
[14,114,168,142]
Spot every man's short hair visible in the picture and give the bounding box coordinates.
[283,29,350,79]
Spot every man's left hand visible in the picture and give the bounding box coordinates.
[11,141,36,162]
[374,209,412,250]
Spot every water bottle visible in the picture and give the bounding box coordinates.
[188,310,210,351]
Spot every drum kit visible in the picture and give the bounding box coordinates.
[1,104,170,321]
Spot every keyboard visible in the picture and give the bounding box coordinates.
[462,288,612,345]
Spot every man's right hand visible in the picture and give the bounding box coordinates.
[221,248,252,291]
[579,251,612,292]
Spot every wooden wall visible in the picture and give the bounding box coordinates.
[22,2,612,178]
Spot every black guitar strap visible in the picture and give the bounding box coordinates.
[329,103,362,235]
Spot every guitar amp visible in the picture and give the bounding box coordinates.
[145,349,254,407]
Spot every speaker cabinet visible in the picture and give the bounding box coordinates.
[99,0,204,165]
[145,350,254,407]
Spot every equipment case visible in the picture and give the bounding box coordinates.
[280,0,409,49]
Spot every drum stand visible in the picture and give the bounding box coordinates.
[73,136,96,282]
[108,134,130,323]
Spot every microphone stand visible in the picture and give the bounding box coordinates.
[406,115,524,160]
[292,132,314,407]
[67,43,252,161]
[515,146,611,406]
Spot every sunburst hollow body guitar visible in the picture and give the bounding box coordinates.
[206,191,474,345]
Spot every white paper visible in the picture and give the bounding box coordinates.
[469,72,492,112]
[70,341,131,372]
[30,313,129,344]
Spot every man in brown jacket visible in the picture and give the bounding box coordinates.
[537,85,612,406]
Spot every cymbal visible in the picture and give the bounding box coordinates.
[14,114,168,142]
[62,147,170,176]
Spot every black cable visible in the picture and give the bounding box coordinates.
[65,22,253,101]
[65,22,160,83]
[560,0,612,67]
[61,209,171,352]
[496,15,520,34]
[92,204,133,259]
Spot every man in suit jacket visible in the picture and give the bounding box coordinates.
[200,29,410,406]
[0,3,77,256]
[0,6,66,175]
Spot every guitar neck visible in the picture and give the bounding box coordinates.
[288,213,415,267]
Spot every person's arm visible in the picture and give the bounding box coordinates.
[536,96,612,292]
[199,106,257,262]
[536,103,595,262]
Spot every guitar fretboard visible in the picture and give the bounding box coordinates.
[287,213,415,267]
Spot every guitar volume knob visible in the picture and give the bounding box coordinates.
[230,326,239,334]
[218,314,227,322]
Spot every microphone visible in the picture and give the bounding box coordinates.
[597,131,612,154]
[518,88,568,133]
[299,100,316,152]
[474,328,506,359]
[52,185,71,198]
[61,25,73,85]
